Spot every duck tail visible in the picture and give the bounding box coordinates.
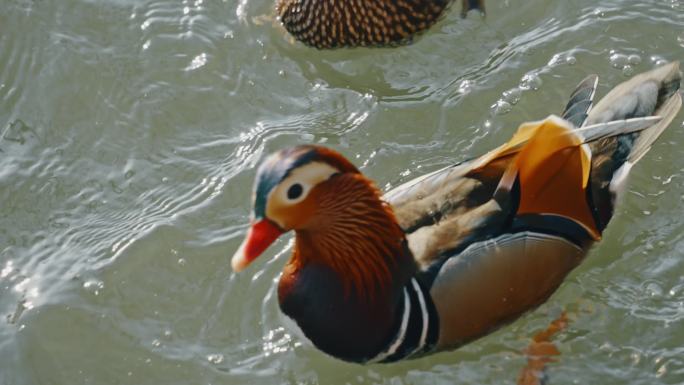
[584,61,682,231]
[461,0,485,17]
[485,63,681,240]
[562,75,598,127]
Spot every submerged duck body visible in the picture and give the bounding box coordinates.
[232,62,682,363]
[276,0,485,49]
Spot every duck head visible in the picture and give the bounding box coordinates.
[232,145,413,299]
[232,145,362,272]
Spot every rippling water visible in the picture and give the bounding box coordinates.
[1,0,684,384]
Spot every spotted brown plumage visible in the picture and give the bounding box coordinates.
[231,62,681,363]
[276,0,484,48]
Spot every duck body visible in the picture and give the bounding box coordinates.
[232,62,682,363]
[276,0,485,49]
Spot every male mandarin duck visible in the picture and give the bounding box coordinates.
[232,62,682,363]
[276,0,485,48]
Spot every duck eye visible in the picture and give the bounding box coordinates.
[287,183,303,200]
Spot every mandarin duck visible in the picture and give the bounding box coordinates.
[232,62,682,363]
[276,0,485,49]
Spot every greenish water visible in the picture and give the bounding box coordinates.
[1,0,684,384]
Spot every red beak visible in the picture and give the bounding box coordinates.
[231,219,284,272]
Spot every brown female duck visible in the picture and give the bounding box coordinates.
[232,62,682,363]
[276,0,485,48]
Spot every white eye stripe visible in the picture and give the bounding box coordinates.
[276,162,339,205]
[265,161,341,228]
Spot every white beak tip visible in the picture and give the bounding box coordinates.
[231,242,249,273]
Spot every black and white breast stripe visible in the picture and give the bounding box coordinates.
[368,278,439,363]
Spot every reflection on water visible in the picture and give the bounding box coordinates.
[1,0,684,384]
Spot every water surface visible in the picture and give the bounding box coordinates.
[1,0,684,384]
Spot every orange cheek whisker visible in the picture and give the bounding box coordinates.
[290,173,410,304]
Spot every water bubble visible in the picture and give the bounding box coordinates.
[609,53,628,68]
[650,55,668,67]
[502,88,522,105]
[599,342,615,353]
[622,65,634,77]
[458,79,474,94]
[151,339,161,347]
[492,100,512,115]
[177,258,187,266]
[593,8,606,17]
[187,53,208,71]
[548,54,563,66]
[1,261,14,279]
[207,354,224,364]
[519,73,542,90]
[627,54,641,66]
[548,53,576,66]
[83,280,104,295]
[644,282,662,297]
[278,70,286,77]
[110,181,124,194]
